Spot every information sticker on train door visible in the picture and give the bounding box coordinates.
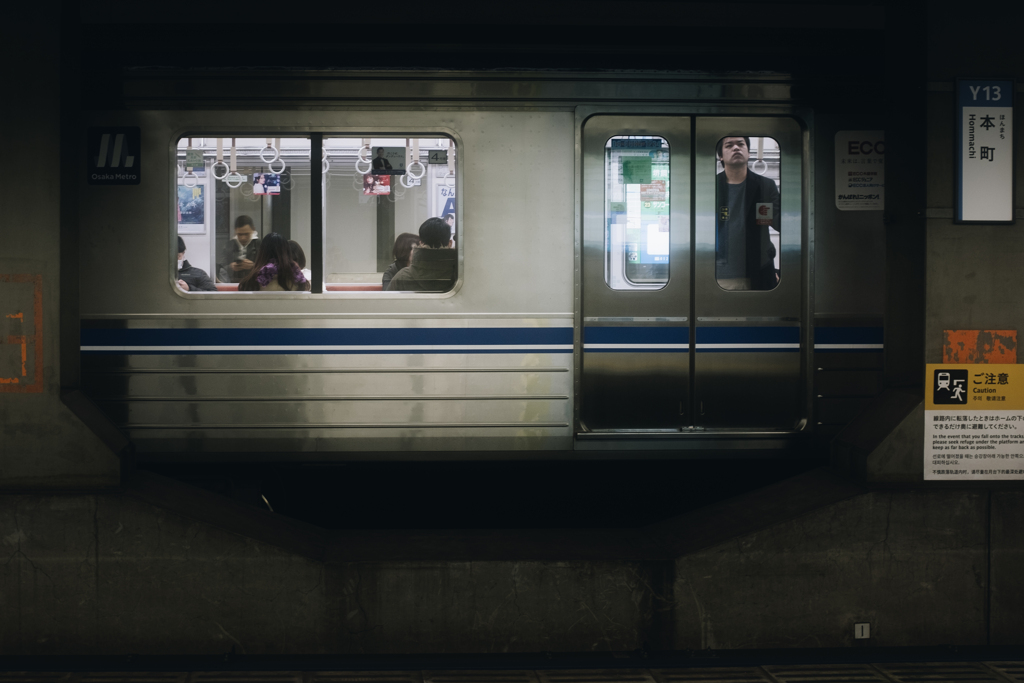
[925,363,1024,480]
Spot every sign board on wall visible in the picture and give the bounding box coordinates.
[835,131,884,210]
[956,79,1014,223]
[925,363,1024,480]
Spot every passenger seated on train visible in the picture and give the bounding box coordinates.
[288,240,312,282]
[386,218,456,292]
[238,232,311,292]
[175,236,217,292]
[220,216,260,283]
[715,136,781,291]
[381,233,420,289]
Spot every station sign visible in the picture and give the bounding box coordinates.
[88,127,141,185]
[835,130,884,210]
[956,79,1014,223]
[925,363,1024,480]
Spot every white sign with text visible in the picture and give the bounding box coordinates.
[957,80,1014,223]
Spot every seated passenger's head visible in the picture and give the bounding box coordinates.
[418,217,452,249]
[234,215,256,245]
[392,232,420,268]
[177,236,186,262]
[240,232,309,291]
[444,214,455,227]
[288,240,306,269]
[717,136,751,167]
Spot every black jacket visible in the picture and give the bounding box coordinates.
[386,247,457,292]
[715,170,781,290]
[177,260,217,292]
[220,238,260,283]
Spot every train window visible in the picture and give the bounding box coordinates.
[714,135,781,291]
[174,136,312,293]
[604,136,670,290]
[323,137,457,293]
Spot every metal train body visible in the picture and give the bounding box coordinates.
[80,72,886,461]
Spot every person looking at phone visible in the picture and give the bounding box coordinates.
[175,236,217,292]
[387,218,456,292]
[715,136,781,291]
[220,215,260,283]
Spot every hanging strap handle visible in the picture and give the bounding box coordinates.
[752,137,767,174]
[212,138,229,180]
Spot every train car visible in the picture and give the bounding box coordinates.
[79,72,885,461]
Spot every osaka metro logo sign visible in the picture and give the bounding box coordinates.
[88,127,140,185]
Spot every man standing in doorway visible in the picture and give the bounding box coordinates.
[715,136,781,290]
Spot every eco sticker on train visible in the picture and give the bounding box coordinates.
[834,130,884,210]
[755,202,773,225]
[925,363,1024,480]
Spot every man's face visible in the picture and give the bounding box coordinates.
[177,251,185,262]
[376,149,385,158]
[720,137,749,167]
[236,226,255,246]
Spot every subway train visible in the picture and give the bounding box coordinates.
[79,72,886,461]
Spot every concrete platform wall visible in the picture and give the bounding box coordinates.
[2,483,1018,654]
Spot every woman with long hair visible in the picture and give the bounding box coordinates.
[238,232,311,291]
[382,232,421,289]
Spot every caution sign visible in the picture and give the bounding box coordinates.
[88,127,141,185]
[925,363,1024,480]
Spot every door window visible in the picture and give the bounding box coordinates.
[605,136,670,290]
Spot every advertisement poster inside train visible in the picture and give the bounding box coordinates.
[925,364,1024,480]
[362,173,390,196]
[835,130,884,210]
[177,184,205,235]
[368,146,406,175]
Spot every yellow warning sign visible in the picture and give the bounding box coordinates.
[925,364,1024,480]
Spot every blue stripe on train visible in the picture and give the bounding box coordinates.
[694,326,799,352]
[696,327,799,343]
[583,327,688,344]
[814,326,884,346]
[582,326,688,352]
[81,327,574,353]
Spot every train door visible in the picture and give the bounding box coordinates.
[579,115,804,433]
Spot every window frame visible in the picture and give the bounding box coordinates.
[169,127,463,300]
